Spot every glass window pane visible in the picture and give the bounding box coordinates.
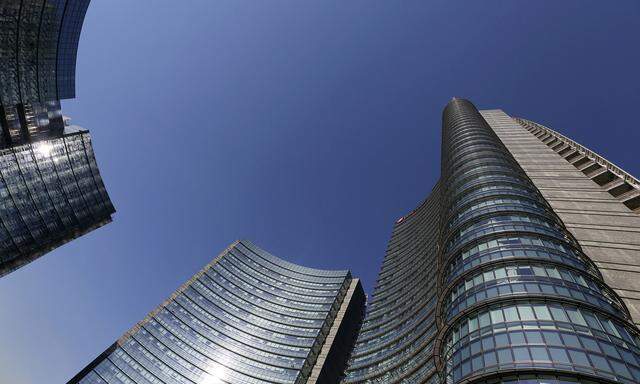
[549,348,570,364]
[504,307,519,322]
[533,305,552,320]
[530,347,548,361]
[498,349,513,364]
[568,350,589,366]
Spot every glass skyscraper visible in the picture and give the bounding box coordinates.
[0,120,113,277]
[481,110,640,326]
[0,0,114,275]
[342,99,640,383]
[1,0,91,145]
[0,0,90,103]
[69,240,366,384]
[1,0,91,146]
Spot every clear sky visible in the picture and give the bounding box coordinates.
[0,1,639,382]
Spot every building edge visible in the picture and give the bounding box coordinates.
[481,109,640,326]
[307,278,366,384]
[67,239,365,384]
[67,240,240,384]
[0,217,112,278]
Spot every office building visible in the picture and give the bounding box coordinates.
[0,119,113,276]
[69,240,366,384]
[342,99,640,383]
[0,0,114,275]
[1,0,91,145]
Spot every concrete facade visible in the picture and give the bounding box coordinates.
[482,109,640,326]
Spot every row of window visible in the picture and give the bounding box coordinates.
[0,133,113,271]
[437,103,631,384]
[446,235,591,283]
[443,262,626,320]
[344,190,440,383]
[227,248,342,296]
[448,182,536,218]
[449,197,546,232]
[444,302,640,383]
[448,174,531,204]
[446,214,561,254]
[233,243,346,289]
[77,244,349,384]
[0,0,88,104]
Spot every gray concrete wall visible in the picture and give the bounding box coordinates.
[481,109,640,326]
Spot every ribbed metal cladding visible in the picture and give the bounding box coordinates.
[434,99,640,383]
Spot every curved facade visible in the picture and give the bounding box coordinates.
[0,0,91,147]
[480,110,640,327]
[0,126,114,277]
[69,240,365,384]
[342,185,441,383]
[0,0,91,105]
[343,98,640,384]
[435,99,640,384]
[0,0,114,275]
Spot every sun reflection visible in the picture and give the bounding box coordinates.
[200,362,227,384]
[34,142,53,157]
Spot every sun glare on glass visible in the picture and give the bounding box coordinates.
[34,142,53,157]
[200,363,227,384]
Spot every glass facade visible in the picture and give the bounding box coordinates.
[69,240,365,384]
[342,185,441,383]
[481,111,640,326]
[0,0,90,105]
[0,0,114,275]
[343,99,640,384]
[0,100,66,147]
[438,100,640,384]
[0,127,114,277]
[0,0,91,147]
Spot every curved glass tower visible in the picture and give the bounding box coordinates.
[343,99,640,384]
[342,185,441,383]
[0,124,113,277]
[1,0,92,146]
[0,0,91,106]
[69,240,365,384]
[0,0,115,275]
[436,99,640,383]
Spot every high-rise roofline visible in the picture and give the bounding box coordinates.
[69,240,365,384]
[343,99,640,384]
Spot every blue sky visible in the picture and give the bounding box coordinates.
[1,1,639,382]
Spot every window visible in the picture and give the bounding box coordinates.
[549,348,570,363]
[513,347,530,361]
[568,350,589,366]
[498,349,513,363]
[530,347,548,361]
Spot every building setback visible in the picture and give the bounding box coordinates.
[68,240,365,384]
[0,0,114,275]
[342,99,640,383]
